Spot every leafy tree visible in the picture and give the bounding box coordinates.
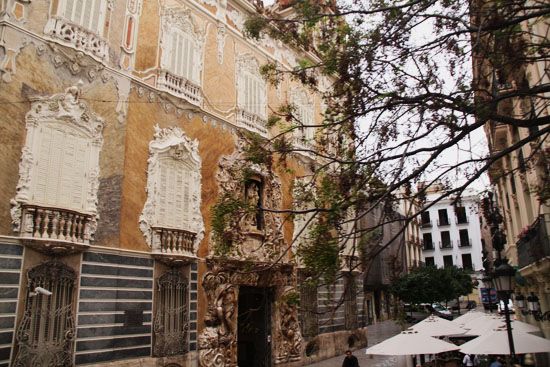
[241,0,550,280]
[391,266,474,304]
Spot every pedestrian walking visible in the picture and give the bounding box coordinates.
[489,357,503,367]
[342,350,360,367]
[462,353,474,366]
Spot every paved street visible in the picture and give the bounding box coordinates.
[304,320,403,367]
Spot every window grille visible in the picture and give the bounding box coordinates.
[153,270,189,357]
[13,261,76,366]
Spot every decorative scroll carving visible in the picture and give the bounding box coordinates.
[154,269,189,357]
[140,125,204,256]
[10,84,104,243]
[214,133,285,262]
[44,17,109,60]
[216,23,226,64]
[275,286,303,364]
[13,261,76,367]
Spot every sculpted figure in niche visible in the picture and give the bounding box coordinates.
[244,180,262,230]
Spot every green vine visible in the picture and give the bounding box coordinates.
[211,194,249,255]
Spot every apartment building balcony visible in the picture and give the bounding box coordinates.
[235,109,268,137]
[458,238,472,247]
[456,216,469,225]
[18,204,93,254]
[437,218,451,226]
[439,240,453,249]
[422,241,435,251]
[517,215,550,269]
[157,70,202,106]
[151,227,197,265]
[420,220,432,228]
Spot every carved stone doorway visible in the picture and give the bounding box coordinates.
[237,286,272,367]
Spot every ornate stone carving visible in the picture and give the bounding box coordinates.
[10,83,104,242]
[275,286,303,364]
[140,125,204,256]
[214,133,285,262]
[198,261,301,367]
[216,23,226,64]
[44,17,109,61]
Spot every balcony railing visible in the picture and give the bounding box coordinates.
[19,204,93,245]
[157,70,202,106]
[439,240,453,249]
[456,216,469,224]
[151,227,196,257]
[437,218,450,226]
[422,241,435,250]
[421,220,432,228]
[235,109,268,136]
[44,17,109,60]
[459,238,471,247]
[517,215,550,269]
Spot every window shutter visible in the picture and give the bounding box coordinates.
[63,0,74,20]
[157,159,191,229]
[73,0,84,26]
[90,0,103,34]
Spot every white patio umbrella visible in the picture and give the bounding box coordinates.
[452,310,487,325]
[366,329,460,356]
[460,326,550,355]
[462,316,539,336]
[410,315,466,336]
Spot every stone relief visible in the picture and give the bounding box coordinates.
[198,261,300,367]
[216,23,227,64]
[10,83,104,239]
[275,286,303,364]
[139,124,204,255]
[214,133,285,262]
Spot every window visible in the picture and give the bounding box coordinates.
[438,209,449,226]
[425,257,435,267]
[153,269,189,356]
[13,261,76,365]
[443,255,453,268]
[236,54,268,135]
[422,233,433,250]
[291,88,315,142]
[440,231,452,248]
[459,229,470,247]
[140,125,203,255]
[455,206,468,224]
[461,254,473,270]
[421,211,431,227]
[158,8,204,105]
[11,86,104,244]
[58,0,107,34]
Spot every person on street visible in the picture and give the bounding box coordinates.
[462,354,474,366]
[342,350,360,367]
[489,357,503,367]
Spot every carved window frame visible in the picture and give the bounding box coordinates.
[160,8,205,86]
[140,125,204,254]
[291,88,315,142]
[10,86,104,240]
[153,269,189,357]
[236,54,267,120]
[13,261,77,366]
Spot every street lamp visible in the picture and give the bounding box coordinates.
[493,261,516,361]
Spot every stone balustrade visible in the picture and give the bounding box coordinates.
[20,205,93,245]
[157,70,202,106]
[235,109,268,136]
[44,17,109,60]
[152,227,196,256]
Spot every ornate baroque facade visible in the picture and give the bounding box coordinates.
[0,0,363,366]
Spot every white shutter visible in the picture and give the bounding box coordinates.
[90,0,102,34]
[82,0,93,30]
[157,158,191,229]
[237,73,246,109]
[63,0,74,20]
[73,0,84,26]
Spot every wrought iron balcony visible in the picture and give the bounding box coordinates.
[422,241,435,251]
[437,218,451,226]
[439,240,453,249]
[517,215,550,269]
